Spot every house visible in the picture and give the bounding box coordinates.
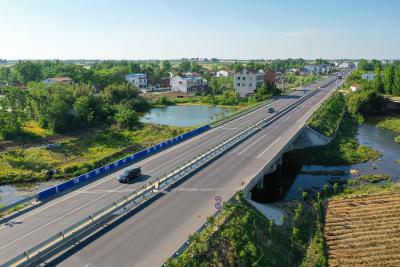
[362,73,375,81]
[350,84,360,92]
[170,73,208,94]
[304,64,327,74]
[43,77,74,85]
[264,70,276,85]
[338,62,355,69]
[233,69,264,97]
[215,70,232,78]
[125,73,147,89]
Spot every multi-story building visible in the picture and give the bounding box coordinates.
[233,69,264,97]
[170,73,207,93]
[125,73,147,89]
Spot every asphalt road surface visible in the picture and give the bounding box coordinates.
[0,76,338,266]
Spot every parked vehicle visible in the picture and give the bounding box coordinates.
[117,167,142,183]
[268,107,275,113]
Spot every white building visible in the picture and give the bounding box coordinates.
[43,77,73,85]
[350,84,360,92]
[125,73,147,89]
[170,73,207,93]
[215,70,231,77]
[361,73,375,81]
[338,62,355,69]
[233,69,264,97]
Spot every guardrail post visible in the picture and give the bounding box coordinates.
[24,250,30,260]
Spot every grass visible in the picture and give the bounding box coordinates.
[167,195,323,267]
[377,117,400,143]
[308,93,346,137]
[21,120,53,138]
[357,174,391,183]
[287,113,381,166]
[0,124,193,184]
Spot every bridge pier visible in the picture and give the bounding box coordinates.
[256,178,264,189]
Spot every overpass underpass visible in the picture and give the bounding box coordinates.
[0,75,344,267]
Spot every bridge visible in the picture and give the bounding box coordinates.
[0,75,344,266]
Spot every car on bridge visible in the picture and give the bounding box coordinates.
[268,107,275,113]
[117,167,142,183]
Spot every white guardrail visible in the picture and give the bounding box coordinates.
[1,84,328,267]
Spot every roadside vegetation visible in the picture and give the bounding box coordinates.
[309,92,346,137]
[288,113,381,166]
[0,124,192,184]
[166,194,323,267]
[167,178,400,267]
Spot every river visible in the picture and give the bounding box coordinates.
[284,117,400,200]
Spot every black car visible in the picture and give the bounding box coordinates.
[117,167,142,183]
[268,107,275,113]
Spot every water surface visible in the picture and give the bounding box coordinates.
[140,105,236,126]
[284,117,400,200]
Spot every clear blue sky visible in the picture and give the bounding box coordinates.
[1,0,399,60]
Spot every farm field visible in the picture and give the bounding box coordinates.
[325,192,400,266]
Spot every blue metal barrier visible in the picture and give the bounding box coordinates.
[36,125,210,201]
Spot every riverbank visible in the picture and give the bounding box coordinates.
[167,179,400,267]
[0,123,193,185]
[167,91,400,266]
[377,116,400,143]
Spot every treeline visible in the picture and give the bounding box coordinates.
[346,60,400,96]
[0,60,174,90]
[344,60,400,121]
[0,83,149,139]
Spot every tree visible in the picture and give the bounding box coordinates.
[0,87,28,138]
[74,96,94,125]
[13,61,43,83]
[383,64,395,95]
[358,59,374,71]
[178,60,191,73]
[393,65,400,96]
[161,60,172,72]
[114,105,140,130]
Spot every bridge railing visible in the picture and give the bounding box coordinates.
[1,83,327,267]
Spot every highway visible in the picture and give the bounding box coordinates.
[0,76,337,265]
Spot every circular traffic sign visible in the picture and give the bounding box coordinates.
[214,195,222,203]
[215,202,222,210]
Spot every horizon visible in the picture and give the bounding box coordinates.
[1,0,400,60]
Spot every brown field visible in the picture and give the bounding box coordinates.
[325,192,400,266]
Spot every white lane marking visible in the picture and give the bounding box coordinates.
[237,134,266,155]
[0,184,125,251]
[256,137,281,159]
[0,90,317,234]
[0,100,267,231]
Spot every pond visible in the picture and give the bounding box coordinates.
[284,117,400,200]
[0,180,66,206]
[140,105,237,127]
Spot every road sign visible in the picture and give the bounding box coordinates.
[214,195,222,203]
[215,202,222,210]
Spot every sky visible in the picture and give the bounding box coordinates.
[0,0,399,60]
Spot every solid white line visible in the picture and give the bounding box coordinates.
[256,137,281,159]
[0,184,126,251]
[237,134,266,155]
